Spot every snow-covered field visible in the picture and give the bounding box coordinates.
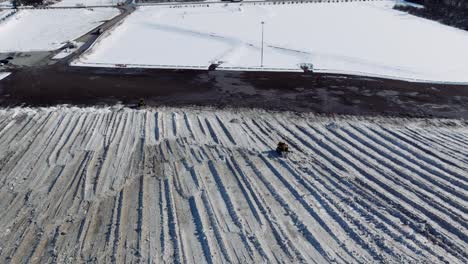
[75,0,468,83]
[52,0,123,7]
[0,106,466,263]
[0,8,119,52]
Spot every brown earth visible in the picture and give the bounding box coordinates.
[1,66,468,119]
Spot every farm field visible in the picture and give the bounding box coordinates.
[0,8,119,52]
[0,106,466,263]
[75,0,468,83]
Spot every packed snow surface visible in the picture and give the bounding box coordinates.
[76,1,468,83]
[0,106,467,263]
[0,8,119,52]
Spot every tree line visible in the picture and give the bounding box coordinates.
[11,0,44,8]
[400,0,468,30]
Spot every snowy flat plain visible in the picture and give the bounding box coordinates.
[0,106,466,263]
[0,8,119,52]
[76,0,468,83]
[52,0,123,7]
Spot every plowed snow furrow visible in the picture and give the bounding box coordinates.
[326,126,468,247]
[312,126,468,257]
[234,153,310,263]
[380,126,468,173]
[358,125,468,193]
[372,126,467,182]
[403,131,466,163]
[438,128,468,145]
[344,126,467,202]
[272,121,411,261]
[0,112,54,184]
[284,126,426,258]
[257,155,370,263]
[404,127,468,163]
[227,155,295,262]
[1,114,35,145]
[282,158,446,262]
[328,126,468,221]
[319,125,468,214]
[0,107,467,264]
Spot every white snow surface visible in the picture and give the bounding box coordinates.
[76,1,468,83]
[52,0,123,7]
[0,72,10,80]
[0,106,467,263]
[0,8,119,52]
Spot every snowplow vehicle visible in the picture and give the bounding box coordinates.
[276,142,290,157]
[137,98,146,108]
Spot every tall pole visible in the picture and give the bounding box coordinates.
[261,21,265,68]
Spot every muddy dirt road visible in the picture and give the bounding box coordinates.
[1,66,468,119]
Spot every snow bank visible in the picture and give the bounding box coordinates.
[0,8,119,52]
[76,0,468,83]
[0,72,10,80]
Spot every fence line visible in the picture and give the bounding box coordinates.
[138,0,387,8]
[72,61,305,72]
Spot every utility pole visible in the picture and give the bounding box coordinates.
[261,21,265,68]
